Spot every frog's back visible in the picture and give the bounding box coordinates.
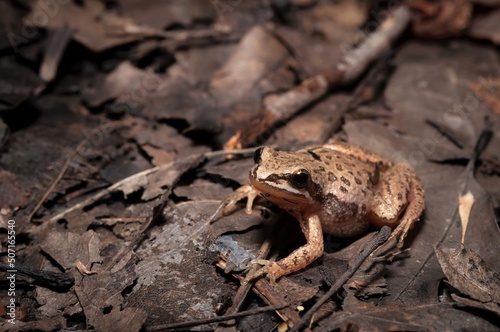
[304,147,376,236]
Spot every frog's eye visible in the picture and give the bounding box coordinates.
[289,169,310,189]
[253,147,264,164]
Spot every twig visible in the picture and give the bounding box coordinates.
[28,153,74,222]
[393,117,493,301]
[27,125,111,222]
[146,304,288,331]
[45,147,257,224]
[224,5,412,149]
[289,226,391,332]
[425,119,465,149]
[215,236,274,331]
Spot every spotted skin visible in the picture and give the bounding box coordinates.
[221,142,425,282]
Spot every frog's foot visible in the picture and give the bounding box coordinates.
[221,184,260,216]
[371,235,398,257]
[372,219,419,258]
[244,259,286,284]
[387,217,416,248]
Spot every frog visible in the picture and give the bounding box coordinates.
[218,142,425,282]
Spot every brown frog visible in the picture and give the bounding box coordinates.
[219,143,425,282]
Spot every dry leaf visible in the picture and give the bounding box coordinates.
[458,191,474,244]
[435,245,500,304]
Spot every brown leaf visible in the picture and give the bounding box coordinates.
[75,262,140,329]
[385,41,499,162]
[128,200,235,325]
[40,230,102,271]
[206,157,255,186]
[0,57,44,110]
[408,0,472,38]
[0,1,24,52]
[82,61,163,108]
[319,303,499,331]
[143,74,222,133]
[120,0,216,30]
[460,165,500,269]
[458,191,474,244]
[0,169,28,212]
[209,25,293,139]
[25,0,142,52]
[470,77,500,115]
[97,307,147,332]
[120,116,210,164]
[435,245,500,303]
[173,180,234,202]
[469,9,500,45]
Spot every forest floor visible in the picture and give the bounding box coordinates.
[0,1,499,331]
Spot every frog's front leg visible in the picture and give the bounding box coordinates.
[245,214,324,283]
[369,163,425,248]
[222,184,261,215]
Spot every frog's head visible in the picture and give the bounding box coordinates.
[249,147,323,209]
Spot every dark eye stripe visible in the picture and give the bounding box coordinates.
[264,173,282,183]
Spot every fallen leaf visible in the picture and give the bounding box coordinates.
[119,0,216,30]
[458,191,474,244]
[0,57,44,110]
[469,8,500,45]
[435,245,500,304]
[386,41,499,162]
[408,0,472,38]
[0,169,28,212]
[319,303,499,331]
[82,61,163,108]
[40,231,102,271]
[25,0,142,52]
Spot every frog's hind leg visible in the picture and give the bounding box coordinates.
[370,163,425,248]
[389,168,425,247]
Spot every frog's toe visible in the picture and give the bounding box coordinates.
[244,260,287,284]
[244,268,266,284]
[220,184,260,216]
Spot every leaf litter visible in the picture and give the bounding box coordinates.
[0,1,499,331]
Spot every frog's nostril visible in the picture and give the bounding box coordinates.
[254,147,264,164]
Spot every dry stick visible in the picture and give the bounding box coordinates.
[146,304,288,331]
[45,147,258,224]
[215,238,274,332]
[28,123,120,222]
[224,6,412,150]
[289,226,392,332]
[393,117,493,301]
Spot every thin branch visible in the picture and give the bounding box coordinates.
[289,226,391,332]
[225,5,412,149]
[393,117,493,301]
[146,304,288,331]
[28,124,116,221]
[215,234,274,331]
[45,147,258,224]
